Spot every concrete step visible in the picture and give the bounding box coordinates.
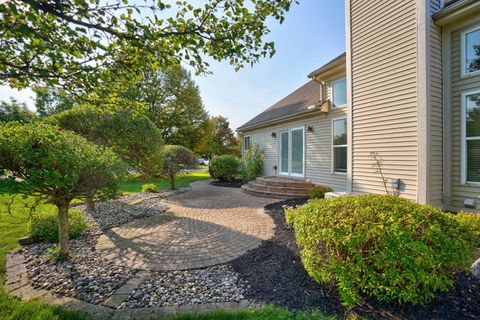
[246,181,312,196]
[241,185,309,199]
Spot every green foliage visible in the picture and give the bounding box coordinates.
[0,122,125,204]
[45,105,163,175]
[0,98,37,123]
[0,0,295,92]
[196,116,239,159]
[210,155,241,182]
[122,66,209,151]
[29,209,88,243]
[455,212,480,247]
[309,185,333,199]
[160,145,197,190]
[286,195,480,307]
[0,122,125,255]
[34,86,76,117]
[241,144,264,181]
[141,183,159,193]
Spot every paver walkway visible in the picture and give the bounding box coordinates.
[96,180,277,271]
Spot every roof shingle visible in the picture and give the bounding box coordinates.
[237,80,320,132]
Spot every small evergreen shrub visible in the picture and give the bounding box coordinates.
[210,155,240,182]
[141,183,159,193]
[30,209,89,243]
[285,195,480,307]
[241,144,264,181]
[309,185,333,199]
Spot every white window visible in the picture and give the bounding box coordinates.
[461,25,480,76]
[332,118,347,173]
[461,90,480,184]
[243,136,251,155]
[332,79,347,107]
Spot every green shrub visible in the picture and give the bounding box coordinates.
[141,183,159,193]
[241,144,264,181]
[285,194,479,307]
[30,209,89,243]
[309,185,333,199]
[210,155,240,182]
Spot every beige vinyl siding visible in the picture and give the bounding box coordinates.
[450,24,480,210]
[429,0,444,207]
[243,93,348,192]
[350,0,418,199]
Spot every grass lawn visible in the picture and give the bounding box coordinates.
[119,171,211,194]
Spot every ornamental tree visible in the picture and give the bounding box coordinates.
[160,145,197,190]
[0,0,296,92]
[0,123,125,257]
[46,105,164,209]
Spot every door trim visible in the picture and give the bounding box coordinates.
[278,126,305,178]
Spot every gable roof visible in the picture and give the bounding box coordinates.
[237,80,321,132]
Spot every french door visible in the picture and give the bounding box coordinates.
[279,127,305,177]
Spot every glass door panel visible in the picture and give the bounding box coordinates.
[291,128,304,176]
[280,131,289,175]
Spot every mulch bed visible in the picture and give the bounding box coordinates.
[229,199,480,320]
[210,180,244,188]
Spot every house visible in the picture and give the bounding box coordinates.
[237,0,480,213]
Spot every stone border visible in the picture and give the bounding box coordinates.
[5,253,259,319]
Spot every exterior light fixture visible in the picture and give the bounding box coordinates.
[307,126,314,133]
[271,132,277,138]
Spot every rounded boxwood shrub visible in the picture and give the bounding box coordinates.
[30,208,89,243]
[141,183,159,193]
[285,195,480,307]
[309,185,333,199]
[210,155,240,182]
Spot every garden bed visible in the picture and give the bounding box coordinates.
[230,199,480,320]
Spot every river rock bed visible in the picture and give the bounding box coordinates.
[119,265,249,309]
[22,191,177,304]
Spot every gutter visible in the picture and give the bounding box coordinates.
[433,0,480,25]
[237,104,327,134]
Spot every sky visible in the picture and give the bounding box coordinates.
[0,0,346,132]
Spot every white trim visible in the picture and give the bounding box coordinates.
[460,23,480,77]
[331,78,347,108]
[460,89,480,185]
[416,0,430,204]
[345,0,353,193]
[331,117,348,175]
[278,126,305,178]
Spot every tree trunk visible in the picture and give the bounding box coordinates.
[85,195,95,211]
[169,174,175,190]
[57,202,70,257]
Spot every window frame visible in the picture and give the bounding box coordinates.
[243,135,251,157]
[460,24,480,77]
[331,117,348,175]
[461,89,480,185]
[331,78,347,108]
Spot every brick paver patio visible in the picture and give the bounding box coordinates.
[95,180,276,271]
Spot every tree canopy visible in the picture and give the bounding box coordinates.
[122,65,208,150]
[45,105,164,176]
[0,98,37,123]
[0,0,296,92]
[196,115,238,158]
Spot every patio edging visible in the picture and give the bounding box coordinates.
[5,253,259,320]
